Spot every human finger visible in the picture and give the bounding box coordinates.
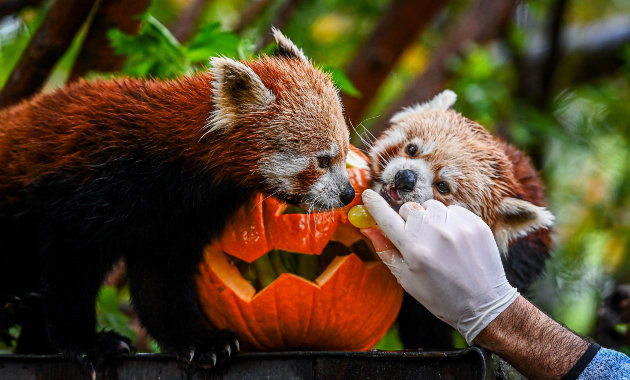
[360,226,396,252]
[421,199,448,225]
[361,190,405,243]
[398,202,424,221]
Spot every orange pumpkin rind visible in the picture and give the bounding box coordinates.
[196,145,403,351]
[197,246,403,351]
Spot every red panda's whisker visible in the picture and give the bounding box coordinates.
[349,122,374,152]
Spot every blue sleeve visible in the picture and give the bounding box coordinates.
[577,347,630,380]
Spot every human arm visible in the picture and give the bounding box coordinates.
[360,190,630,379]
[474,295,589,379]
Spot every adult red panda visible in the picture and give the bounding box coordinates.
[0,29,354,368]
[368,90,553,349]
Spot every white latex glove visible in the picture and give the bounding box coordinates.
[361,189,519,344]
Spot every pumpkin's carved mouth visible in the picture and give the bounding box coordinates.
[196,146,404,351]
[227,229,378,292]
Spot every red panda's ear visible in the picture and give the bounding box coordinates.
[493,197,554,254]
[208,57,276,132]
[390,90,457,125]
[271,27,308,62]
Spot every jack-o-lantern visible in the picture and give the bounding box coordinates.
[196,147,403,351]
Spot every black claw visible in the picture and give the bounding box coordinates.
[234,338,240,352]
[224,343,231,356]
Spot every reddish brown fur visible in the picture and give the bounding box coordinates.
[371,110,527,231]
[0,32,353,361]
[0,55,347,199]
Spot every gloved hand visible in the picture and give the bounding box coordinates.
[361,189,519,344]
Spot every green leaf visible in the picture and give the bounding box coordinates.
[321,65,361,97]
[108,12,189,78]
[96,286,136,342]
[373,325,403,350]
[185,23,241,62]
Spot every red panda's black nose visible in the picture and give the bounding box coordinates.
[340,183,355,206]
[394,170,416,192]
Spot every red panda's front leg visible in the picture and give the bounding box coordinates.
[42,245,133,373]
[125,245,238,367]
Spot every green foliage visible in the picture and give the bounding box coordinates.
[108,14,244,79]
[448,45,516,131]
[614,323,629,335]
[321,65,361,97]
[0,326,20,353]
[106,12,360,97]
[374,324,403,351]
[96,286,136,342]
[0,7,48,88]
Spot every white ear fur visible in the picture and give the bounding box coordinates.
[271,26,308,62]
[493,197,554,255]
[207,57,276,132]
[390,89,457,124]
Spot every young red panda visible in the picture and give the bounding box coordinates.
[0,29,354,367]
[369,90,554,349]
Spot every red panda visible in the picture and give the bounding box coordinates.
[368,90,553,349]
[0,29,354,368]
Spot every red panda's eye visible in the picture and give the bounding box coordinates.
[435,181,450,194]
[318,156,331,169]
[405,144,418,157]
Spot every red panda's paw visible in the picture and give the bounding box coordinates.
[174,330,240,369]
[63,331,134,379]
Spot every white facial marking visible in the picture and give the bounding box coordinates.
[307,160,350,210]
[438,166,461,192]
[420,140,436,155]
[407,138,436,156]
[372,129,406,159]
[377,157,434,205]
[258,151,309,191]
[316,141,339,160]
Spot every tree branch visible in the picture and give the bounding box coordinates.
[341,0,445,127]
[68,0,151,81]
[371,0,517,138]
[0,0,96,108]
[169,0,213,43]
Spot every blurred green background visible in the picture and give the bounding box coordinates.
[1,0,629,354]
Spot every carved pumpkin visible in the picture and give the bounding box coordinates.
[196,147,403,351]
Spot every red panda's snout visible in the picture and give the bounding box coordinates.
[208,28,352,212]
[303,160,355,210]
[257,146,354,211]
[373,156,436,211]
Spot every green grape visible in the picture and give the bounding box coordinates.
[348,205,376,228]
